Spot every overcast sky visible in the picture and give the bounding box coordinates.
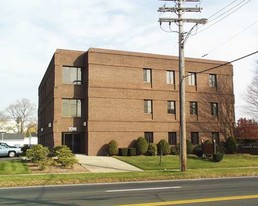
[0,0,257,120]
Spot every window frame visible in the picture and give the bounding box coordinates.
[209,74,217,88]
[166,70,175,84]
[62,99,82,117]
[62,66,82,85]
[144,100,152,114]
[144,132,154,144]
[143,68,152,83]
[191,132,199,145]
[188,72,197,86]
[212,132,220,144]
[190,101,198,115]
[211,102,219,116]
[168,132,177,145]
[167,100,176,114]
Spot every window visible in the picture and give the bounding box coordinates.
[190,101,198,115]
[191,132,199,145]
[168,132,177,145]
[62,66,82,85]
[188,72,196,86]
[166,70,175,84]
[144,100,152,114]
[62,99,81,117]
[212,132,220,144]
[143,68,152,83]
[167,101,176,114]
[211,102,219,116]
[144,132,153,144]
[209,74,217,88]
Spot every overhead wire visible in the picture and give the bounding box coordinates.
[181,50,258,83]
[202,20,258,57]
[196,0,252,34]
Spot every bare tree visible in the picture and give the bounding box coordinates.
[0,111,8,130]
[6,99,36,134]
[245,68,258,119]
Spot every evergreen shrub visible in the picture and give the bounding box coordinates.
[212,153,224,162]
[135,137,148,155]
[226,137,237,154]
[55,146,78,168]
[147,143,157,156]
[157,139,170,155]
[26,144,49,163]
[107,140,118,156]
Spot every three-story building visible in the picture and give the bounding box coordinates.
[38,48,235,155]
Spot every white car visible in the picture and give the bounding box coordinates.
[0,143,22,157]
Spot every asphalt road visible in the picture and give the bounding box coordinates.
[0,177,258,206]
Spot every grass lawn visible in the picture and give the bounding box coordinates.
[116,154,258,170]
[0,159,29,175]
[1,154,258,187]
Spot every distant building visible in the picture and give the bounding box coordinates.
[0,133,38,147]
[38,48,235,155]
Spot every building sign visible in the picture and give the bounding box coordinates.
[68,127,77,132]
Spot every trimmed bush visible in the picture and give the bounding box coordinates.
[157,139,170,155]
[107,140,118,156]
[212,153,224,162]
[26,144,49,163]
[128,148,137,156]
[119,148,128,156]
[147,143,157,156]
[55,146,77,168]
[135,137,148,155]
[226,137,237,154]
[170,145,179,155]
[187,139,193,154]
[193,144,203,158]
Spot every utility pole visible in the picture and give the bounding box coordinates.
[158,0,207,172]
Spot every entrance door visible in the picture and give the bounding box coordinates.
[62,133,83,154]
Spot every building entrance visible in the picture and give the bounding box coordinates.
[62,133,84,154]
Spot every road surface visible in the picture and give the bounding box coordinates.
[0,176,258,205]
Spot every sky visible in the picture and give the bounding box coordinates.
[0,0,257,120]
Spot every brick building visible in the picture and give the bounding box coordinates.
[38,48,235,155]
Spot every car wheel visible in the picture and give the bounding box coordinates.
[8,151,16,158]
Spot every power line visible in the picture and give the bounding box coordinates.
[199,50,258,74]
[197,0,252,34]
[182,50,258,82]
[208,0,238,20]
[202,20,258,57]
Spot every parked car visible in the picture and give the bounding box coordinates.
[0,143,22,157]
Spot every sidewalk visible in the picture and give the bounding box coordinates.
[76,154,143,173]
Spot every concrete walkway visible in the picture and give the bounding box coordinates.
[76,154,143,173]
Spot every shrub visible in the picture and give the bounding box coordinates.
[226,137,237,154]
[217,144,226,154]
[55,147,77,168]
[135,137,148,155]
[187,139,193,154]
[119,148,128,156]
[26,144,49,163]
[212,153,224,162]
[147,143,157,156]
[170,145,179,155]
[21,145,32,156]
[53,145,69,156]
[128,148,136,156]
[107,140,118,156]
[157,139,170,155]
[193,144,203,158]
